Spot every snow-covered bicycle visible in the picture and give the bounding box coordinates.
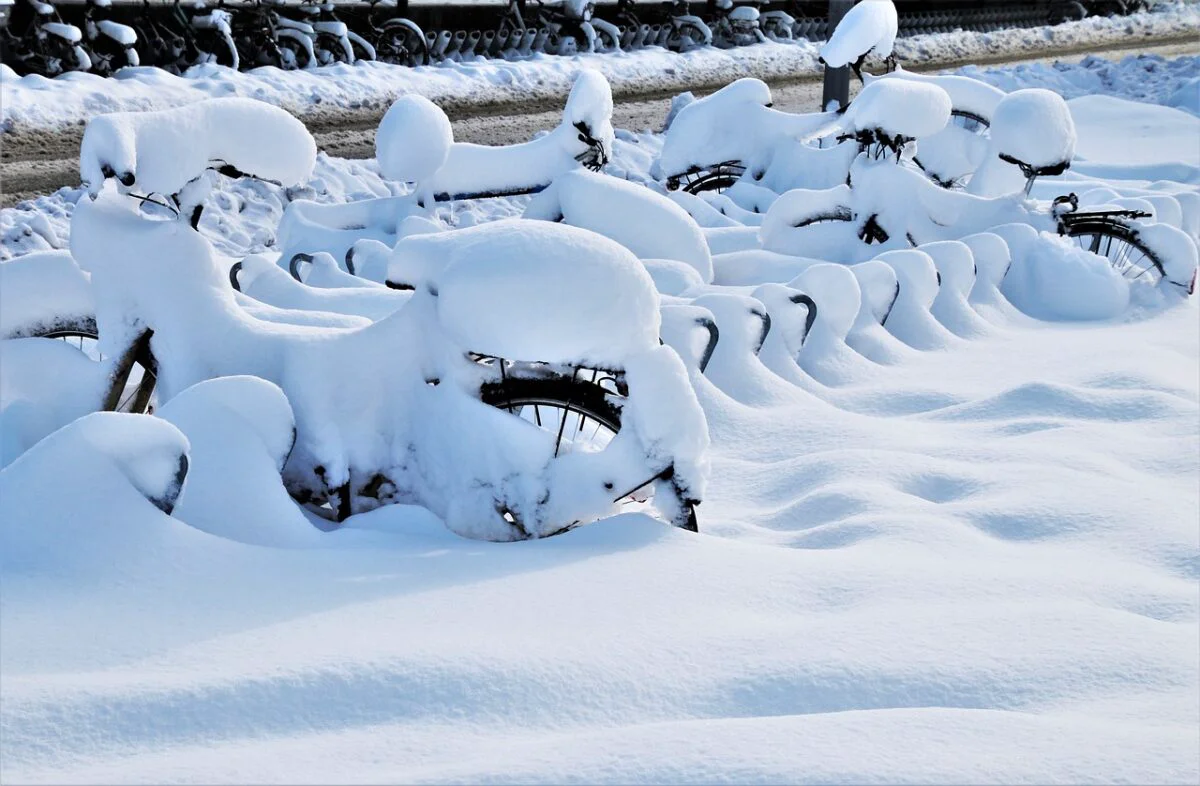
[276,70,614,267]
[658,70,1002,198]
[8,97,707,540]
[760,87,1198,294]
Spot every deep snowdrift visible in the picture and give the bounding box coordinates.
[1,49,1198,786]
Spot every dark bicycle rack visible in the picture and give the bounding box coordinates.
[1,0,1153,77]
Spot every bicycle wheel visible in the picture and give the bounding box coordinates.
[479,368,698,535]
[29,326,158,414]
[375,19,428,66]
[667,21,707,52]
[667,161,746,195]
[275,35,312,70]
[949,109,990,135]
[480,372,622,458]
[1063,217,1166,285]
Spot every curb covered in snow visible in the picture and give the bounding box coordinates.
[1,3,1198,133]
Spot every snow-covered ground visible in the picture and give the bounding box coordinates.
[2,46,1199,786]
[2,1,1198,132]
[5,305,1196,783]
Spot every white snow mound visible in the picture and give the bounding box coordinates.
[376,94,454,184]
[524,169,714,282]
[393,220,662,366]
[845,78,952,140]
[991,88,1077,169]
[80,97,316,196]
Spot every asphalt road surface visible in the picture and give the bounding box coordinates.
[1,37,1196,207]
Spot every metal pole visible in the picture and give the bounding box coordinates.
[821,0,855,111]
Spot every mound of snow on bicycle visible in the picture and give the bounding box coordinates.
[1,52,1198,783]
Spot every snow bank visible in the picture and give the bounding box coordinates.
[874,249,956,350]
[79,97,316,197]
[820,0,898,69]
[1168,75,1200,115]
[1003,231,1130,321]
[235,253,408,321]
[4,6,1197,134]
[524,169,713,282]
[0,250,94,338]
[0,412,190,575]
[963,52,1200,113]
[1067,94,1200,186]
[376,94,454,184]
[160,376,320,548]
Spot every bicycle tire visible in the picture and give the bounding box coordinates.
[375,19,428,66]
[668,161,746,195]
[1062,216,1166,285]
[20,324,159,414]
[275,35,311,70]
[479,371,698,534]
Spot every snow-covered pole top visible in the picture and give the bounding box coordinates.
[819,0,898,69]
[80,97,317,199]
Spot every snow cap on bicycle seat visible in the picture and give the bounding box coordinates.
[376,94,454,184]
[393,219,661,367]
[990,89,1077,171]
[842,79,952,141]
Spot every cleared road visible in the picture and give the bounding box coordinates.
[2,37,1196,206]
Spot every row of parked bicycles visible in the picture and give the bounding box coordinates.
[2,62,1195,540]
[1,0,1155,77]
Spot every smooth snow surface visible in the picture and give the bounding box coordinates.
[3,48,1200,786]
[1069,94,1200,173]
[4,299,1197,784]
